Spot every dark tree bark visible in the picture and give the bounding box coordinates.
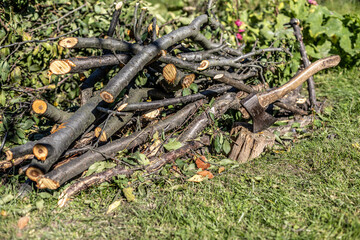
[32,100,73,123]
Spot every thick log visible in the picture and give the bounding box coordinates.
[36,100,204,189]
[49,54,132,74]
[5,141,37,161]
[32,100,72,123]
[29,95,106,173]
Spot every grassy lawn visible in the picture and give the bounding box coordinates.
[1,67,359,239]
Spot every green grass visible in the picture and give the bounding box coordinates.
[1,67,360,239]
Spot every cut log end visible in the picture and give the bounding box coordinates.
[182,74,195,89]
[49,60,73,75]
[197,60,210,71]
[143,108,161,120]
[0,160,12,170]
[32,99,48,114]
[117,103,128,112]
[163,64,177,84]
[26,167,44,182]
[94,127,107,142]
[5,150,13,161]
[58,193,70,208]
[100,91,115,103]
[115,1,123,10]
[160,50,167,57]
[37,177,60,190]
[59,37,78,48]
[33,144,49,161]
[213,74,224,79]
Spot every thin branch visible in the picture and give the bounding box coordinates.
[0,28,80,50]
[29,3,87,33]
[0,131,7,153]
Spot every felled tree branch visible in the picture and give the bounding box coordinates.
[99,15,210,103]
[57,135,210,207]
[49,54,132,74]
[122,85,233,111]
[35,100,204,189]
[178,92,239,142]
[32,99,73,123]
[30,94,106,173]
[79,2,124,105]
[94,88,150,142]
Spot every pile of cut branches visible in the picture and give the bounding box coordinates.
[0,1,339,207]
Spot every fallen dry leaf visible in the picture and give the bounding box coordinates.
[218,166,225,174]
[17,216,30,230]
[106,200,122,214]
[1,210,7,217]
[195,155,210,170]
[187,174,205,182]
[123,187,136,202]
[197,170,214,179]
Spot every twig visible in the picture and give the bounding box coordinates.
[29,3,87,33]
[0,28,80,50]
[3,45,21,62]
[96,107,129,116]
[0,131,7,153]
[0,17,9,31]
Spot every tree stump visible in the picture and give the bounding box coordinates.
[229,123,275,163]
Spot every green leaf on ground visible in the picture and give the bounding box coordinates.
[164,138,183,151]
